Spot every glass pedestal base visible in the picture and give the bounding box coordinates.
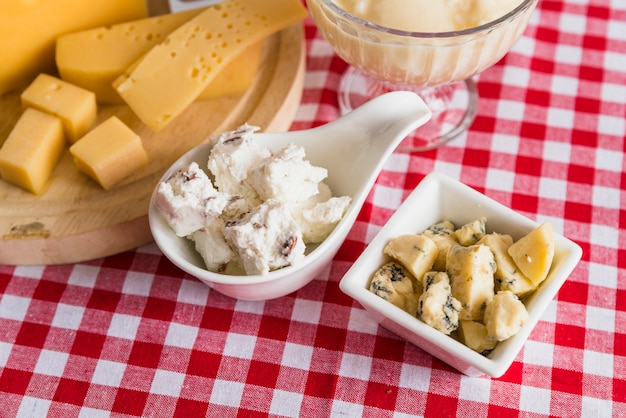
[338,66,478,152]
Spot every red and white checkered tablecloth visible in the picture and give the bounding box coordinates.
[1,0,625,416]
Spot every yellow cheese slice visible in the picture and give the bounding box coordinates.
[0,108,65,194]
[56,9,205,104]
[56,8,263,104]
[0,0,146,95]
[114,0,307,131]
[21,74,97,143]
[69,116,148,190]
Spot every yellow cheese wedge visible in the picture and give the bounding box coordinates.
[114,0,307,131]
[56,8,263,104]
[0,0,146,95]
[508,222,555,287]
[21,74,97,143]
[0,108,65,194]
[69,116,148,190]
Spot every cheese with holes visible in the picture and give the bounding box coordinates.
[69,116,147,190]
[56,9,263,104]
[113,0,307,131]
[0,108,65,194]
[0,0,146,95]
[21,74,97,143]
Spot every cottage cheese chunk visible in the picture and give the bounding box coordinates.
[157,124,351,275]
[207,123,269,206]
[191,218,237,272]
[248,143,328,204]
[223,199,305,275]
[154,162,236,237]
[296,195,351,244]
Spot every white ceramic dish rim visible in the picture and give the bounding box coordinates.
[339,171,583,377]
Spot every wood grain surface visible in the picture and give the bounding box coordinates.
[0,23,305,265]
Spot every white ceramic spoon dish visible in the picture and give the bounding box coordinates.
[148,91,431,300]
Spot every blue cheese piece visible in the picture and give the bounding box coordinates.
[248,143,328,204]
[154,162,237,237]
[191,218,238,273]
[478,233,535,297]
[384,234,438,282]
[484,290,529,341]
[223,199,305,275]
[418,271,462,335]
[454,217,487,246]
[422,220,458,271]
[446,244,496,321]
[369,261,421,316]
[457,320,497,354]
[207,124,269,207]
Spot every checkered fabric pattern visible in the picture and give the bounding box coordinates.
[1,0,625,416]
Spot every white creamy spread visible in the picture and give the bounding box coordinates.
[333,0,524,32]
[156,124,352,275]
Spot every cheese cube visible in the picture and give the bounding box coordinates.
[0,108,65,194]
[418,271,462,335]
[384,234,438,282]
[478,233,536,297]
[446,244,496,321]
[508,222,555,287]
[457,320,497,354]
[455,217,487,246]
[369,262,421,317]
[422,220,458,271]
[113,0,307,131]
[484,290,529,341]
[69,116,147,190]
[0,0,146,94]
[21,74,97,143]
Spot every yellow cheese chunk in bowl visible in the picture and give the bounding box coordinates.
[339,172,582,377]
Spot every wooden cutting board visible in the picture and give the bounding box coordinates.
[0,22,305,265]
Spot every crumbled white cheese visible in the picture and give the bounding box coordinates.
[154,162,236,237]
[223,199,305,275]
[247,143,328,204]
[156,124,351,275]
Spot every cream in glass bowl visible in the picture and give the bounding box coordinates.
[306,0,539,151]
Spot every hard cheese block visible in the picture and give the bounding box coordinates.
[0,108,65,195]
[0,0,146,95]
[21,74,97,143]
[114,0,307,131]
[69,116,148,190]
[56,8,263,104]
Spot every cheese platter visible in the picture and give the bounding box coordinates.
[0,20,306,265]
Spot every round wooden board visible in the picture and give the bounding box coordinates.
[0,23,306,265]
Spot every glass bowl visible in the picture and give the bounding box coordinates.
[306,0,538,151]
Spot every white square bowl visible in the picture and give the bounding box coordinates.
[339,172,582,377]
